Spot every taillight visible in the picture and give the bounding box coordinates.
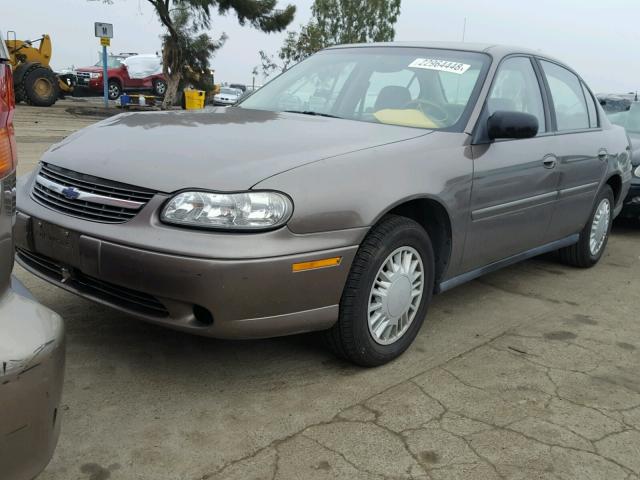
[0,63,16,177]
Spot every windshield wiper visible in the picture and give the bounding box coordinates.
[284,110,342,119]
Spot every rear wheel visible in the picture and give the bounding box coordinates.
[153,79,167,97]
[22,66,59,107]
[107,80,121,100]
[325,215,435,366]
[559,185,614,268]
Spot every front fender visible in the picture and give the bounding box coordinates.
[254,130,473,277]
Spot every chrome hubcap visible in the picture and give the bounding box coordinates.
[109,84,119,97]
[589,198,611,256]
[156,82,166,94]
[368,246,424,345]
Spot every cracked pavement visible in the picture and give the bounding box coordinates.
[12,101,640,480]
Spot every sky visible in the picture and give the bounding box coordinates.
[5,0,640,93]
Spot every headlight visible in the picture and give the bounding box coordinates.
[634,165,640,178]
[89,72,102,79]
[161,191,293,230]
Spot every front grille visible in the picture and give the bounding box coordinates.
[17,248,169,318]
[76,72,90,85]
[32,163,155,223]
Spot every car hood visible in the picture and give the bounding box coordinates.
[75,66,103,73]
[41,107,431,192]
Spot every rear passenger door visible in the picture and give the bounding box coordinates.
[538,60,607,240]
[462,56,559,272]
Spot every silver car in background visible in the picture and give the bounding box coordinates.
[213,87,243,105]
[0,32,65,480]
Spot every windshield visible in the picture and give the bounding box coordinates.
[240,47,490,130]
[94,56,124,68]
[220,88,240,95]
[607,102,640,134]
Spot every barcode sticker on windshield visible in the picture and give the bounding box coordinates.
[409,58,471,75]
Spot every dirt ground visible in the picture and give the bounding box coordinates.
[13,100,640,480]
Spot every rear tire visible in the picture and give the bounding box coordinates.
[22,66,59,107]
[559,185,614,268]
[325,215,435,367]
[153,79,167,97]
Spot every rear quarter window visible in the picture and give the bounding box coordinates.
[582,83,599,128]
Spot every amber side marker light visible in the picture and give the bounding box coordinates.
[292,257,342,272]
[0,129,13,177]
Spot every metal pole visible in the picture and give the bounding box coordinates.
[102,44,108,108]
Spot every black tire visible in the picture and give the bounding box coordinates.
[22,66,59,107]
[14,88,24,103]
[107,80,121,100]
[559,185,614,268]
[325,215,435,367]
[153,79,167,97]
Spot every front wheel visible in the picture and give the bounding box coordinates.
[23,66,59,107]
[325,215,435,367]
[107,80,121,100]
[559,185,614,268]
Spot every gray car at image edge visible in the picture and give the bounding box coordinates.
[14,42,631,366]
[0,32,65,480]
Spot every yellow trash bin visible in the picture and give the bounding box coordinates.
[184,89,205,110]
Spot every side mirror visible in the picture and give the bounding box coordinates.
[487,111,538,140]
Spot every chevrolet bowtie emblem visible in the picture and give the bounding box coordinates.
[61,186,80,200]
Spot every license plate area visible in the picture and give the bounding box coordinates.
[32,219,81,266]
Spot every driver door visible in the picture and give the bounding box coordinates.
[461,56,560,272]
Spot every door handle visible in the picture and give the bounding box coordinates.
[598,150,608,161]
[543,156,557,169]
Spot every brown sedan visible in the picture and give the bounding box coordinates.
[15,43,631,365]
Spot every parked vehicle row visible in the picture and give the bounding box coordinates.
[602,98,640,218]
[13,42,631,370]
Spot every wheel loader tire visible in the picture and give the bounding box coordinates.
[22,66,59,107]
[14,88,24,103]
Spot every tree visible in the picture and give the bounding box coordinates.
[260,0,401,77]
[95,0,296,108]
[163,7,227,105]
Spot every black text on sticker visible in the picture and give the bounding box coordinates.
[409,58,471,75]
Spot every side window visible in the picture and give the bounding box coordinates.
[488,57,546,132]
[540,61,589,131]
[582,83,598,128]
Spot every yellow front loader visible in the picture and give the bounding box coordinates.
[5,32,73,107]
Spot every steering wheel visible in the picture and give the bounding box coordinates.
[404,99,448,125]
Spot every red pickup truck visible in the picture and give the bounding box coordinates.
[75,54,167,100]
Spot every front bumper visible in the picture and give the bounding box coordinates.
[0,279,65,480]
[15,177,362,338]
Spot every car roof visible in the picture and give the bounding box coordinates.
[326,41,563,64]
